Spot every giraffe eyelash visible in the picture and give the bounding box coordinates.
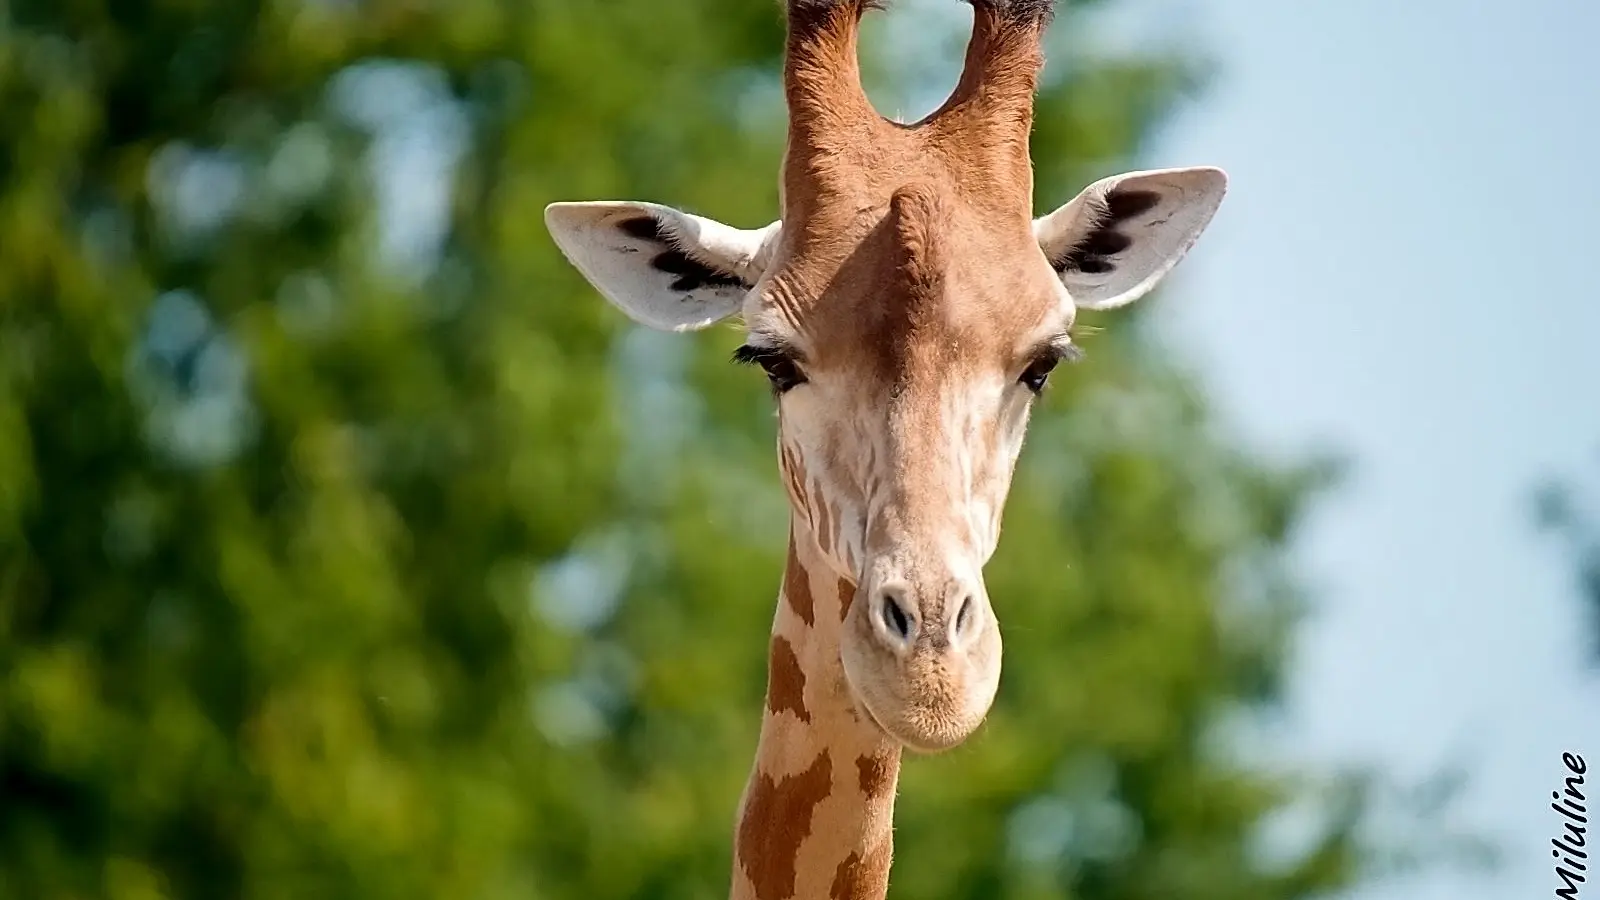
[1032,337,1085,366]
[1054,342,1086,364]
[733,342,808,394]
[731,343,792,367]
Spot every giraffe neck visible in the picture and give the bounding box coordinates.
[730,524,903,900]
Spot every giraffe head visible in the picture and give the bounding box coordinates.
[545,0,1225,754]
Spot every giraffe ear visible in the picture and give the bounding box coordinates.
[1034,167,1227,311]
[544,201,780,332]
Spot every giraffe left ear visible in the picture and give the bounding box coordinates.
[1034,166,1227,311]
[545,201,781,332]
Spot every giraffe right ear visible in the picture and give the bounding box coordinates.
[544,201,781,332]
[1034,167,1227,312]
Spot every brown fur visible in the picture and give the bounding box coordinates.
[814,474,836,561]
[855,753,897,798]
[737,750,835,900]
[767,636,811,723]
[828,839,894,900]
[780,444,810,520]
[784,541,815,626]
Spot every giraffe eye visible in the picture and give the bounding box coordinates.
[1018,340,1083,394]
[732,344,808,394]
[1019,356,1060,394]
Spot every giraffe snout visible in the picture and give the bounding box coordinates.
[865,578,986,657]
[842,569,1002,753]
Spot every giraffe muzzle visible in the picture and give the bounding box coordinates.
[839,570,1003,753]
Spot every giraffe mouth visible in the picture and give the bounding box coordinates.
[840,664,905,746]
[850,687,960,755]
[853,695,893,741]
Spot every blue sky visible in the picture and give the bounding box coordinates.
[1091,0,1600,896]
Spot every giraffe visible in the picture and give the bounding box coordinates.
[543,1,1227,896]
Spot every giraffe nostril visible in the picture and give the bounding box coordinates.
[878,592,915,644]
[954,595,975,637]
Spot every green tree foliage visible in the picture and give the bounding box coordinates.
[2,0,1376,897]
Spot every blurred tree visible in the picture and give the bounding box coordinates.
[1537,467,1600,663]
[0,0,1400,898]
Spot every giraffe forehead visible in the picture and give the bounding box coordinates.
[756,74,1061,364]
[763,230,1062,378]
